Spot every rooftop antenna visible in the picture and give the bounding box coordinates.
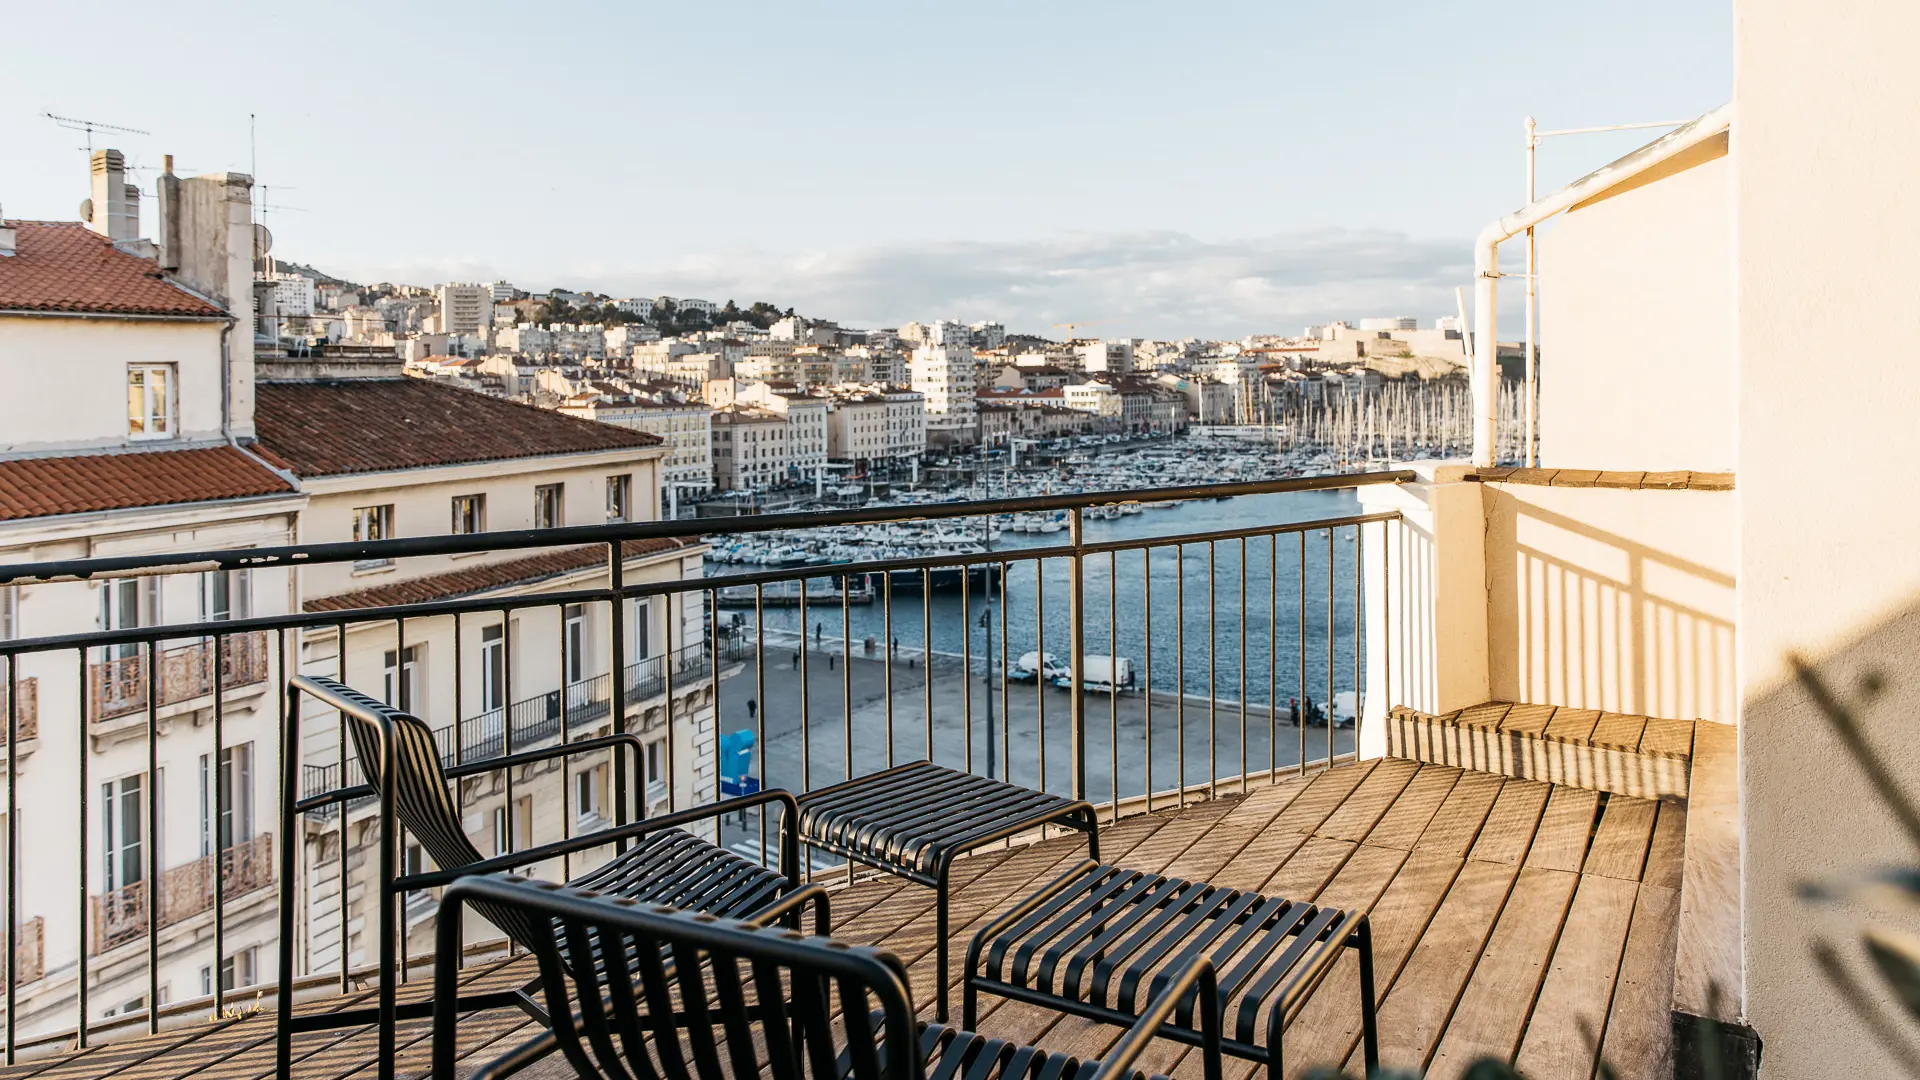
[45,112,150,155]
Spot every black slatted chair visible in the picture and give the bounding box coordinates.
[279,675,824,1080]
[432,874,1226,1080]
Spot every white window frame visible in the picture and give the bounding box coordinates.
[382,645,422,713]
[127,364,176,440]
[575,763,605,824]
[198,744,254,858]
[352,505,395,570]
[451,494,486,535]
[102,773,147,891]
[605,474,631,523]
[563,605,587,686]
[534,484,565,529]
[201,569,250,623]
[479,624,506,714]
[100,577,158,662]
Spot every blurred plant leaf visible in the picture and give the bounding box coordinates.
[1865,926,1920,1026]
[1462,1060,1524,1079]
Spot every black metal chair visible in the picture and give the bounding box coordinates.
[964,859,1379,1080]
[795,759,1102,1021]
[279,675,824,1080]
[432,874,1226,1080]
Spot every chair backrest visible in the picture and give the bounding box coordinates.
[301,676,543,947]
[442,875,923,1080]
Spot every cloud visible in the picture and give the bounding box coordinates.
[342,228,1474,340]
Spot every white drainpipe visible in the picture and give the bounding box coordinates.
[1471,102,1733,466]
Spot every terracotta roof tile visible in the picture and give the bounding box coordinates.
[303,538,691,612]
[0,445,295,522]
[253,378,661,477]
[0,222,226,318]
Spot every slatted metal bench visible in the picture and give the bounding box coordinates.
[795,759,1100,1020]
[964,859,1379,1080]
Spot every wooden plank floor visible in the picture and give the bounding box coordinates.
[0,761,1683,1080]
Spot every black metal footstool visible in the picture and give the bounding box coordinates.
[964,859,1378,1080]
[795,760,1100,1021]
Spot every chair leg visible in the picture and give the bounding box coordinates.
[935,865,952,1024]
[1355,918,1380,1074]
[1082,808,1101,862]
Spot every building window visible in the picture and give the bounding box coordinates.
[644,740,664,788]
[605,474,631,523]
[383,645,421,713]
[353,505,395,569]
[0,586,15,640]
[100,576,158,662]
[563,604,587,685]
[493,797,533,856]
[198,744,253,857]
[575,764,605,824]
[201,569,250,622]
[451,494,486,535]
[201,947,258,996]
[127,364,175,440]
[103,773,146,891]
[480,624,506,714]
[534,484,565,529]
[632,597,653,662]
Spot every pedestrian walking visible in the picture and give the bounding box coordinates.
[747,698,757,722]
[829,653,836,671]
[1289,698,1300,727]
[815,622,822,646]
[792,648,800,670]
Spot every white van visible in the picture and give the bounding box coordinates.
[1052,655,1136,694]
[1010,651,1069,683]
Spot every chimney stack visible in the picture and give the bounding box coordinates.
[87,149,138,241]
[156,155,180,271]
[0,203,16,257]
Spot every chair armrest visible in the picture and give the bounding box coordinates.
[399,788,801,891]
[298,733,647,812]
[442,732,645,779]
[1089,954,1223,1080]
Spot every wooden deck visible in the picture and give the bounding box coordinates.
[0,759,1685,1080]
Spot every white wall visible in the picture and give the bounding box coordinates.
[1536,135,1734,471]
[1483,483,1736,723]
[1736,3,1920,1074]
[0,317,228,453]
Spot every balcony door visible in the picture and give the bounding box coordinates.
[100,577,157,662]
[199,744,253,857]
[102,774,146,891]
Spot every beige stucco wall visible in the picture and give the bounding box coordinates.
[1482,483,1736,723]
[1737,2,1920,1075]
[0,316,229,453]
[1536,135,1734,471]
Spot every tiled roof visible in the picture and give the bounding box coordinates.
[303,538,692,612]
[253,378,662,477]
[0,445,295,523]
[0,221,226,318]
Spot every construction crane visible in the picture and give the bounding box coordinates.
[45,113,149,155]
[1051,322,1100,343]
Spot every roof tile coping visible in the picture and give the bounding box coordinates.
[1467,466,1734,491]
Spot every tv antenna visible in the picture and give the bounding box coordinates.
[45,112,150,155]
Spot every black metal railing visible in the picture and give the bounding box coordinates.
[0,469,1410,1058]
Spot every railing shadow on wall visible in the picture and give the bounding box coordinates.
[1487,492,1736,723]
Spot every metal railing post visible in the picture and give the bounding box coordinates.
[1067,507,1086,802]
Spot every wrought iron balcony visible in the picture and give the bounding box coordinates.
[89,834,274,955]
[87,631,270,724]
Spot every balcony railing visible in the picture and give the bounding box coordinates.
[88,631,270,723]
[0,676,36,746]
[0,468,1408,1052]
[90,834,274,955]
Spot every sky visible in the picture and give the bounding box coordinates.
[0,1,1732,340]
